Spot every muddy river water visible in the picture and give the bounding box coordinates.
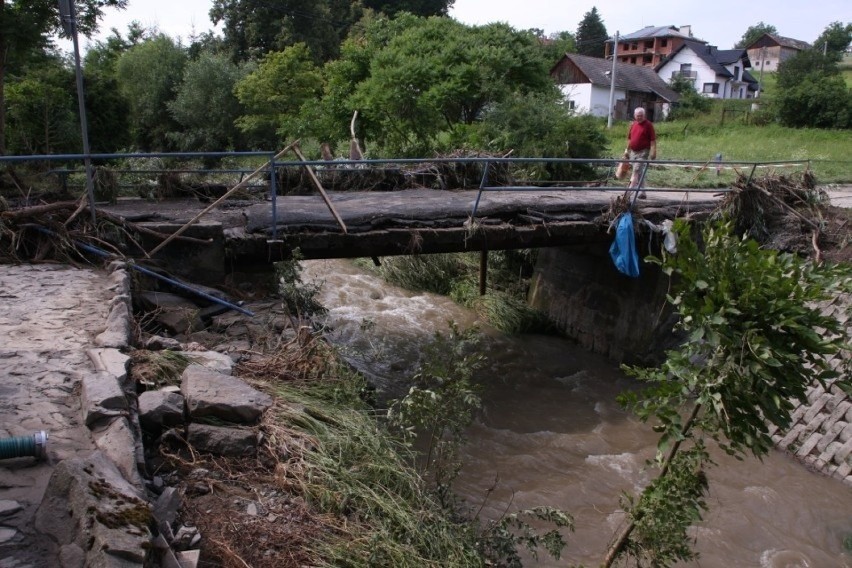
[301,258,852,567]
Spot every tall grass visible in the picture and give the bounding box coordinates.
[270,384,484,568]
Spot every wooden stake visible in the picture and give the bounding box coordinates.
[147,140,301,257]
[291,144,348,234]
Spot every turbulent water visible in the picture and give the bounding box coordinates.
[301,258,852,568]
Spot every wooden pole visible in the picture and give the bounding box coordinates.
[147,141,300,257]
[479,249,488,296]
[291,144,348,234]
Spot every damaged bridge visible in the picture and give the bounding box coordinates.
[103,187,719,282]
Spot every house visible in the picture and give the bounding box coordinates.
[551,53,680,121]
[656,40,759,99]
[605,25,704,68]
[746,33,812,73]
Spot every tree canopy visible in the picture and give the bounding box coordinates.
[735,22,777,48]
[575,7,607,57]
[304,16,556,156]
[209,0,364,63]
[814,21,852,62]
[362,0,454,17]
[0,0,127,153]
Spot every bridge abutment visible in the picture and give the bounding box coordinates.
[529,239,678,364]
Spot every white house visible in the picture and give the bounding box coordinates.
[656,40,758,99]
[551,53,680,122]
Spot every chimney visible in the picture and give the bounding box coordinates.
[678,25,692,37]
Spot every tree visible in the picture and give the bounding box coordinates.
[115,35,187,151]
[540,30,576,67]
[168,50,248,152]
[814,21,852,62]
[5,56,78,155]
[575,7,607,58]
[777,74,852,129]
[234,44,323,149]
[362,0,454,17]
[776,49,840,89]
[667,74,711,119]
[471,92,606,180]
[82,27,147,152]
[735,22,777,49]
[605,220,852,566]
[0,0,128,154]
[307,17,555,156]
[210,0,364,63]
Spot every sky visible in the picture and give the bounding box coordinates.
[76,0,850,51]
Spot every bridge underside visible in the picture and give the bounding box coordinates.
[228,188,713,264]
[102,188,716,281]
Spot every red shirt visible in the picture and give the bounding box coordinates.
[628,119,656,152]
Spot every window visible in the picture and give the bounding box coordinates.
[631,57,637,64]
[566,100,576,110]
[680,63,692,72]
[733,66,740,80]
[660,39,668,47]
[643,55,652,64]
[630,42,638,50]
[644,40,653,50]
[703,83,719,94]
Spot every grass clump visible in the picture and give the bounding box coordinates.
[129,350,192,388]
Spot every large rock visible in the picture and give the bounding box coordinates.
[181,365,272,424]
[186,423,258,457]
[136,292,204,335]
[81,371,128,427]
[35,452,151,568]
[91,417,145,488]
[139,390,185,431]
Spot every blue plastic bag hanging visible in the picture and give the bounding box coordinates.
[609,212,640,277]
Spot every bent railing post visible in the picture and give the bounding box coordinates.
[471,159,491,218]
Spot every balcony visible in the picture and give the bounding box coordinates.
[671,70,697,80]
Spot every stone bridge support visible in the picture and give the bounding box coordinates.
[529,238,677,364]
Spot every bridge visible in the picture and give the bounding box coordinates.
[2,151,810,288]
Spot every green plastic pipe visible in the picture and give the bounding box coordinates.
[0,431,48,460]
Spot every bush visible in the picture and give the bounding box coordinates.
[462,92,608,181]
[777,74,852,129]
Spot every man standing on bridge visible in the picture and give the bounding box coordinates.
[623,107,656,199]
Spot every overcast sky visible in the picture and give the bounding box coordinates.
[79,0,850,51]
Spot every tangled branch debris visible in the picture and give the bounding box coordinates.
[715,171,849,262]
[0,199,209,264]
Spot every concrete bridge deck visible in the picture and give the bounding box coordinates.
[103,187,720,272]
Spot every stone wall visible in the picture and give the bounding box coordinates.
[528,239,677,364]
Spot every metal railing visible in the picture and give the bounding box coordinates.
[0,151,812,240]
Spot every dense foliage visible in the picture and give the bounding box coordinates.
[776,50,852,129]
[610,220,852,566]
[813,21,852,62]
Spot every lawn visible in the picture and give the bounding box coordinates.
[601,99,852,187]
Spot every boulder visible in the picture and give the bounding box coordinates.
[186,423,258,457]
[35,452,151,568]
[139,391,185,431]
[81,371,128,427]
[181,365,271,424]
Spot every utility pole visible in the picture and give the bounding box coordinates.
[59,0,97,225]
[823,41,828,56]
[607,31,619,129]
